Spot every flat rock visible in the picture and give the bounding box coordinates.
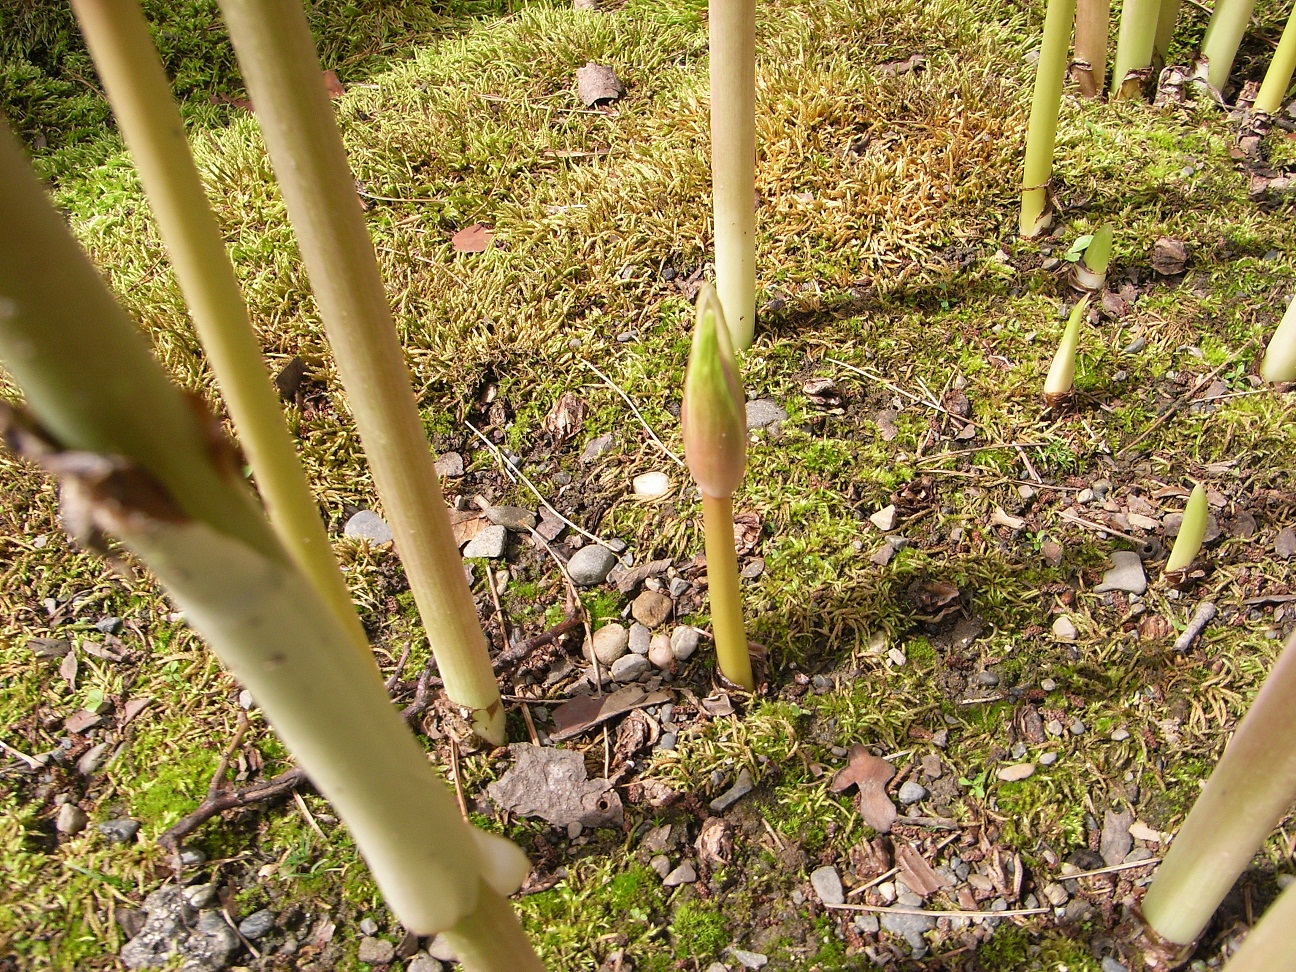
[1101,807,1135,866]
[434,452,464,478]
[581,434,614,463]
[1094,551,1147,594]
[587,623,630,666]
[488,744,622,827]
[1052,616,1078,641]
[462,524,507,558]
[870,505,898,531]
[358,937,396,964]
[898,781,928,805]
[611,654,650,682]
[631,590,673,628]
[663,861,697,886]
[98,818,141,844]
[745,399,787,429]
[729,948,768,969]
[633,471,670,498]
[343,510,393,544]
[709,767,755,812]
[880,908,936,948]
[485,506,536,531]
[567,545,619,586]
[996,763,1036,782]
[810,865,844,905]
[1277,527,1296,559]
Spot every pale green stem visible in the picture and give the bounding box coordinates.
[1045,296,1088,397]
[1163,482,1206,572]
[217,0,504,743]
[1075,0,1110,98]
[1254,6,1296,114]
[1154,0,1181,67]
[1021,0,1077,237]
[709,0,757,351]
[1260,295,1296,382]
[1074,224,1113,290]
[1112,0,1161,98]
[0,122,538,949]
[69,0,372,662]
[444,881,546,972]
[1220,880,1296,972]
[701,491,754,691]
[1197,0,1257,93]
[1139,629,1296,947]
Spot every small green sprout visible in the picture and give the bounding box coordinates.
[1044,295,1090,406]
[1164,483,1207,574]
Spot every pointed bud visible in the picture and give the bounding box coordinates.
[1260,294,1296,383]
[1044,294,1089,404]
[683,284,746,498]
[1165,483,1208,573]
[1073,223,1113,291]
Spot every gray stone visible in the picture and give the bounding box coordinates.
[179,846,207,867]
[1112,728,1131,741]
[658,732,678,751]
[567,545,619,586]
[810,866,845,905]
[1070,718,1087,736]
[729,947,769,969]
[408,954,445,972]
[1042,882,1069,906]
[485,506,537,531]
[1094,551,1147,594]
[870,505,899,531]
[671,626,700,661]
[95,616,124,634]
[588,623,630,666]
[668,577,691,597]
[1052,616,1079,641]
[1041,539,1064,567]
[183,884,216,909]
[611,654,650,682]
[1102,958,1129,972]
[434,452,464,478]
[996,763,1036,782]
[238,910,275,941]
[358,917,378,936]
[976,670,999,687]
[120,886,239,972]
[880,908,935,949]
[663,862,697,886]
[931,729,949,748]
[581,434,615,463]
[426,934,457,962]
[706,964,730,972]
[650,854,671,878]
[358,937,395,964]
[1278,527,1296,559]
[898,781,928,805]
[1039,752,1058,765]
[344,510,393,544]
[745,399,787,429]
[1041,678,1058,692]
[1101,808,1135,867]
[709,767,755,812]
[628,623,652,655]
[77,742,110,776]
[56,803,88,835]
[462,524,507,558]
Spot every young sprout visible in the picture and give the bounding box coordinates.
[1134,628,1296,962]
[1260,295,1296,382]
[1164,482,1207,574]
[1195,0,1258,95]
[1074,0,1110,98]
[1020,0,1077,236]
[1112,0,1161,98]
[1254,6,1296,116]
[1071,224,1114,291]
[683,285,756,691]
[1044,295,1090,406]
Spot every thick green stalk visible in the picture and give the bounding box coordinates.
[1164,482,1206,572]
[1260,295,1296,382]
[1138,629,1296,947]
[1197,0,1257,93]
[701,492,755,691]
[0,122,537,948]
[1220,880,1296,972]
[709,0,757,350]
[444,881,546,972]
[1254,6,1296,114]
[69,0,371,661]
[1021,0,1077,236]
[1112,0,1161,98]
[1075,0,1110,98]
[1154,0,1181,67]
[217,0,504,743]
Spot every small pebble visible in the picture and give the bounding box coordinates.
[588,623,630,666]
[1102,958,1129,972]
[434,452,464,478]
[239,910,276,940]
[56,803,88,835]
[359,917,379,936]
[1046,719,1064,737]
[870,505,899,531]
[898,781,928,805]
[710,767,755,812]
[658,732,678,751]
[1094,551,1147,595]
[663,862,698,886]
[670,627,700,661]
[976,670,999,687]
[628,623,651,656]
[409,955,445,972]
[810,866,845,905]
[887,647,907,667]
[1039,752,1058,765]
[648,634,674,670]
[343,510,393,544]
[94,616,123,635]
[1041,678,1057,692]
[1111,728,1131,741]
[931,729,949,748]
[484,506,536,532]
[179,846,207,866]
[97,818,141,844]
[580,434,614,463]
[745,399,787,429]
[632,471,670,498]
[462,524,507,559]
[1052,616,1079,641]
[729,949,769,970]
[996,763,1036,782]
[1070,718,1087,736]
[567,545,620,586]
[631,590,673,628]
[358,937,395,965]
[184,883,216,908]
[611,654,650,682]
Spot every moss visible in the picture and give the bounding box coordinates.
[670,902,729,959]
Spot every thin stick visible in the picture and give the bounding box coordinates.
[1062,856,1164,880]
[449,738,470,822]
[847,866,901,897]
[292,788,327,840]
[1174,602,1217,652]
[0,740,44,770]
[1057,510,1151,546]
[825,902,1050,919]
[914,441,1050,464]
[520,703,540,747]
[1117,358,1240,456]
[206,711,251,800]
[581,360,684,466]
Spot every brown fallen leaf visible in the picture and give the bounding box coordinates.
[895,842,950,897]
[906,578,962,621]
[695,817,732,865]
[1150,237,1188,275]
[447,508,487,548]
[542,391,587,445]
[452,223,494,254]
[613,709,658,761]
[487,744,622,827]
[803,378,842,407]
[550,685,670,741]
[831,744,897,834]
[875,408,899,441]
[732,511,761,555]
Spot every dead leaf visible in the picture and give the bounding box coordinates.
[700,692,734,717]
[608,557,673,595]
[542,391,587,444]
[613,709,658,761]
[487,744,623,827]
[322,69,345,98]
[120,697,152,727]
[831,744,897,834]
[274,356,309,400]
[875,408,899,441]
[575,62,625,106]
[59,649,78,689]
[452,224,494,254]
[448,508,487,548]
[551,686,670,741]
[695,817,732,865]
[803,378,842,406]
[732,512,761,555]
[1138,614,1172,641]
[1150,237,1188,275]
[895,843,949,897]
[876,53,926,77]
[906,579,962,621]
[27,637,70,658]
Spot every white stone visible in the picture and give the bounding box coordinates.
[633,471,670,498]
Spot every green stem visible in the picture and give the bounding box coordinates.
[1260,295,1296,382]
[701,491,754,690]
[217,0,504,743]
[1154,0,1181,68]
[1197,0,1257,93]
[1074,0,1110,98]
[1021,0,1077,237]
[69,0,371,661]
[1139,629,1296,947]
[444,881,546,972]
[1254,5,1296,114]
[1220,880,1296,972]
[709,0,757,351]
[1112,0,1160,98]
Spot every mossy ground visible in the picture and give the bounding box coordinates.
[3,0,1296,969]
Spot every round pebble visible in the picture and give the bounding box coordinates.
[239,909,276,940]
[670,626,700,660]
[588,623,630,666]
[611,654,650,682]
[898,781,928,805]
[567,545,619,586]
[648,634,674,670]
[633,472,670,498]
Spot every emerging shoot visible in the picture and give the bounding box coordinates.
[1260,294,1296,382]
[1112,0,1161,98]
[1218,879,1296,972]
[1072,223,1114,291]
[1163,482,1207,574]
[683,285,755,691]
[1020,0,1078,236]
[1044,295,1090,406]
[1154,0,1182,69]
